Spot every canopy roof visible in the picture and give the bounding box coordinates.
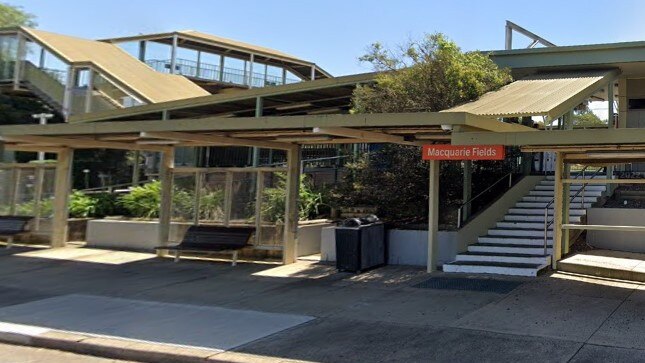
[15,27,209,103]
[445,69,620,120]
[101,30,331,81]
[0,112,536,154]
[70,72,377,123]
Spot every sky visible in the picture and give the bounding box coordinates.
[11,0,645,77]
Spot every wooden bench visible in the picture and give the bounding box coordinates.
[155,225,255,266]
[0,216,33,248]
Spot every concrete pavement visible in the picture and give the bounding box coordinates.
[0,246,644,362]
[0,341,131,362]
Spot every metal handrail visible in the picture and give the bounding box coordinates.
[542,166,605,254]
[457,171,514,228]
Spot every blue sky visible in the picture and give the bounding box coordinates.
[11,0,645,76]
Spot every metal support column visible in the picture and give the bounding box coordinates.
[252,97,263,167]
[218,55,225,82]
[618,78,627,129]
[283,146,301,264]
[310,66,315,81]
[62,65,75,120]
[281,68,287,85]
[38,47,46,69]
[505,23,513,50]
[427,160,440,272]
[157,147,175,256]
[84,68,94,113]
[132,150,141,186]
[138,41,146,61]
[462,160,472,222]
[33,166,45,232]
[607,82,616,184]
[12,32,25,90]
[170,34,178,74]
[562,160,571,255]
[248,54,255,88]
[552,152,564,269]
[51,148,73,248]
[196,50,201,78]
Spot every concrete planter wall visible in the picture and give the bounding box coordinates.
[23,218,89,244]
[86,219,332,255]
[87,220,191,251]
[321,227,457,266]
[297,222,333,257]
[587,208,645,253]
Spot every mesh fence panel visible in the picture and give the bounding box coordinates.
[258,171,284,248]
[230,172,255,224]
[200,171,226,223]
[172,173,196,222]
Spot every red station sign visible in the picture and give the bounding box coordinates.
[422,145,505,161]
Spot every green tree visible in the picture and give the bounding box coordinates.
[573,110,607,128]
[0,3,36,27]
[336,33,512,226]
[353,33,511,113]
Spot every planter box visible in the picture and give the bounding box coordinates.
[587,208,645,253]
[87,219,332,255]
[22,218,89,244]
[87,219,192,252]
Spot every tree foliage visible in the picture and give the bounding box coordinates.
[353,33,512,113]
[573,110,607,128]
[0,3,36,27]
[335,33,513,226]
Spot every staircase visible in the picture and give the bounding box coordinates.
[443,174,607,277]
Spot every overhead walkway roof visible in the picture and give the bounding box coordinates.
[19,27,209,103]
[69,72,377,123]
[101,30,331,81]
[445,69,620,121]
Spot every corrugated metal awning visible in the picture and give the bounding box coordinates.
[444,69,619,120]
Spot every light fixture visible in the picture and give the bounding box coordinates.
[441,124,453,131]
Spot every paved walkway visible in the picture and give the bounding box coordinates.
[1,246,645,362]
[0,342,131,362]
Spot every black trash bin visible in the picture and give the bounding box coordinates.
[335,215,385,273]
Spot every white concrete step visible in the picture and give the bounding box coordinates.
[487,228,554,238]
[521,196,598,203]
[535,185,606,191]
[455,252,551,265]
[504,214,582,223]
[468,243,552,255]
[515,202,593,209]
[496,221,556,230]
[529,190,603,197]
[546,175,606,180]
[478,236,552,245]
[507,208,586,216]
[442,261,545,277]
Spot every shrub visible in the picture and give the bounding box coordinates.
[68,191,98,218]
[118,181,162,219]
[262,173,324,223]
